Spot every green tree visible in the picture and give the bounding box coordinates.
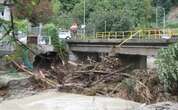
[72,0,154,34]
[51,16,73,29]
[51,0,61,15]
[153,0,178,13]
[43,23,67,59]
[15,19,28,33]
[59,0,80,13]
[156,43,178,93]
[43,23,60,51]
[13,0,60,25]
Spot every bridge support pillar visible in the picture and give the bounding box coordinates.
[137,55,147,69]
[67,43,78,61]
[69,51,78,61]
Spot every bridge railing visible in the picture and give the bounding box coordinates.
[95,29,178,40]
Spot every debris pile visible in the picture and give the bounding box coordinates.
[56,57,178,103]
[60,68,159,103]
[2,56,178,103]
[37,57,151,103]
[64,56,124,87]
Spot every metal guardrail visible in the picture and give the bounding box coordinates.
[95,29,178,40]
[117,30,141,47]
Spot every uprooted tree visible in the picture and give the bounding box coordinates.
[156,42,178,93]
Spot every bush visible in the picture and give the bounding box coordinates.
[43,23,67,59]
[15,20,28,33]
[156,42,178,92]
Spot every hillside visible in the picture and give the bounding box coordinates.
[168,6,178,21]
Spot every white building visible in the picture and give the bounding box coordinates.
[0,0,5,4]
[0,0,10,21]
[0,6,10,21]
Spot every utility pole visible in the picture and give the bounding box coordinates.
[83,0,86,36]
[105,20,107,33]
[156,7,158,28]
[104,8,107,33]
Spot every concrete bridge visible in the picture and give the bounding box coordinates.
[66,29,178,69]
[67,38,178,69]
[1,29,178,69]
[67,39,178,56]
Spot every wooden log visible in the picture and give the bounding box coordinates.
[90,64,133,86]
[11,61,58,87]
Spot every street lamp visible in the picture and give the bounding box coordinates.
[156,6,166,28]
[104,9,108,33]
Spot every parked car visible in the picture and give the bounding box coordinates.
[58,30,71,39]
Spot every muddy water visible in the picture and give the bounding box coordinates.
[0,90,140,110]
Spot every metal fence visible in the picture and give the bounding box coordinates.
[0,41,13,51]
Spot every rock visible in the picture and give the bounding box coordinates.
[139,102,178,110]
[0,76,11,88]
[0,98,3,103]
[0,72,30,89]
[8,77,32,89]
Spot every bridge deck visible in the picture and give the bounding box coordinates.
[67,38,178,56]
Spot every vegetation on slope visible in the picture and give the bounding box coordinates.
[156,43,178,93]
